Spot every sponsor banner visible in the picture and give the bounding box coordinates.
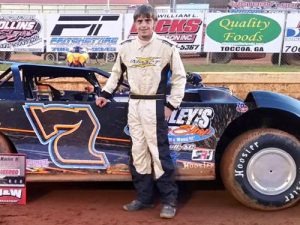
[0,154,26,204]
[204,13,285,53]
[0,14,44,52]
[46,14,123,52]
[0,187,26,204]
[283,13,300,53]
[124,13,204,53]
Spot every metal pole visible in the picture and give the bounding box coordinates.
[107,0,110,12]
[170,0,176,13]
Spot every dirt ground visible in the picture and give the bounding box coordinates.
[1,182,300,225]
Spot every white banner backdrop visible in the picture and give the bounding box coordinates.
[204,13,285,53]
[46,14,123,52]
[0,14,44,52]
[124,12,204,53]
[283,13,300,53]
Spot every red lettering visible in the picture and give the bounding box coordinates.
[185,19,202,33]
[155,19,171,34]
[169,19,186,33]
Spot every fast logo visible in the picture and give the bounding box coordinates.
[23,103,109,169]
[51,15,119,36]
[168,107,215,144]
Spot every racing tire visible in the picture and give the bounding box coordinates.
[211,52,233,64]
[271,53,287,65]
[284,53,300,66]
[4,52,11,60]
[221,128,300,210]
[0,135,13,153]
[44,53,57,62]
[104,53,117,62]
[0,52,6,60]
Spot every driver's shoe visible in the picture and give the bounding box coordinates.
[123,200,154,211]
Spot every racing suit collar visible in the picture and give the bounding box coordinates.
[137,32,157,49]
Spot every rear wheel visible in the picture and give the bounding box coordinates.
[0,135,13,153]
[221,128,300,210]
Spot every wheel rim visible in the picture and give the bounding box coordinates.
[246,147,296,195]
[106,53,116,62]
[46,54,55,61]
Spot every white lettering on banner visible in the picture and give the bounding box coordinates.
[0,189,22,199]
[0,21,36,30]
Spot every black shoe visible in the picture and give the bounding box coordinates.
[123,200,154,211]
[160,204,176,219]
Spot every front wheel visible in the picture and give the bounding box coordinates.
[221,128,300,210]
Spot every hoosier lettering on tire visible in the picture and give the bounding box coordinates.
[221,128,300,210]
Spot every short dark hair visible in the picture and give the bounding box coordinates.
[133,4,157,22]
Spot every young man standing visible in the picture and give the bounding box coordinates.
[96,4,186,219]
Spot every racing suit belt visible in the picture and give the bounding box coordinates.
[129,94,165,100]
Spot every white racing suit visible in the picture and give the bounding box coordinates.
[101,33,186,205]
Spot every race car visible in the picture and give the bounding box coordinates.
[0,62,299,211]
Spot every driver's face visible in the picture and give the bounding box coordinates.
[134,16,156,41]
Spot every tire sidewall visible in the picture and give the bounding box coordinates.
[233,131,300,208]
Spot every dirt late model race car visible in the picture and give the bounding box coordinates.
[0,62,299,211]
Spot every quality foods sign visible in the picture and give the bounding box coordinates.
[204,13,285,53]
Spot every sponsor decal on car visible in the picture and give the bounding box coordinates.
[23,103,109,170]
[191,148,214,161]
[236,102,249,113]
[168,107,215,144]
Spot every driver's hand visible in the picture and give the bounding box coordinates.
[95,96,108,107]
[164,106,173,121]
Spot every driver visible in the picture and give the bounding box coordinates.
[96,4,186,219]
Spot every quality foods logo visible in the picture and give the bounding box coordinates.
[206,14,281,44]
[0,16,41,43]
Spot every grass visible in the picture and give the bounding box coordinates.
[1,59,299,73]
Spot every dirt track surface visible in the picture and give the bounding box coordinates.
[1,182,300,225]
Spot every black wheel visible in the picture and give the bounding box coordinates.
[284,53,300,66]
[221,128,300,210]
[211,52,233,64]
[0,135,13,153]
[104,53,117,62]
[0,52,6,60]
[271,53,287,65]
[4,52,11,60]
[44,53,57,61]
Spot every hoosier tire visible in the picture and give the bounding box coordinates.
[221,128,300,210]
